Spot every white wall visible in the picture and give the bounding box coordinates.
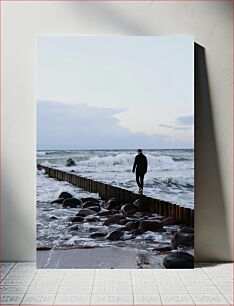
[2,1,232,261]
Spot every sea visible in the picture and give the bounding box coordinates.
[37,149,194,208]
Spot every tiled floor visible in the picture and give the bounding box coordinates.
[0,262,233,305]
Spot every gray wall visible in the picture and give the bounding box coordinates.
[2,1,232,261]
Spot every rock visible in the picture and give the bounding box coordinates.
[133,199,144,211]
[121,203,137,216]
[163,252,194,269]
[85,216,100,223]
[153,243,174,252]
[88,206,101,212]
[51,198,64,204]
[139,220,162,233]
[106,198,120,210]
[180,227,194,234]
[90,232,107,239]
[81,197,99,205]
[59,192,73,199]
[69,224,79,231]
[162,217,177,226]
[66,158,76,167]
[83,201,100,209]
[62,198,81,208]
[134,211,149,217]
[172,228,194,248]
[48,216,58,220]
[106,230,124,241]
[76,208,96,217]
[69,216,84,223]
[125,220,140,230]
[103,214,125,226]
[97,210,117,217]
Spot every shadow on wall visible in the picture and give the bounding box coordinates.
[195,43,231,262]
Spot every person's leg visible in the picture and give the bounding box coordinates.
[136,172,141,188]
[140,174,144,189]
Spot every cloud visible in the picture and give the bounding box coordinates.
[176,115,194,126]
[37,100,193,149]
[159,115,194,131]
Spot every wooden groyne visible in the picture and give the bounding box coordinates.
[37,164,194,227]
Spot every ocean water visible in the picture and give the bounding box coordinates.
[37,149,194,208]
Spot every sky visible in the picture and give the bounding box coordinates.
[37,36,194,150]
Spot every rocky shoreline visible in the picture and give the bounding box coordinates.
[38,188,194,269]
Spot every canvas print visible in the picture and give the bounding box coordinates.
[37,36,194,269]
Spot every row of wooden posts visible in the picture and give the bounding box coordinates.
[38,164,194,227]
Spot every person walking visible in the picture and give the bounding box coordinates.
[132,149,148,194]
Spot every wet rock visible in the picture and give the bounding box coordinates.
[97,210,117,217]
[69,216,84,223]
[62,198,81,208]
[180,227,194,234]
[48,216,58,220]
[51,198,64,204]
[88,206,101,213]
[125,220,140,230]
[106,198,120,210]
[81,197,99,204]
[106,230,124,241]
[76,208,96,217]
[163,252,194,269]
[103,214,125,226]
[133,199,145,211]
[66,158,76,167]
[90,232,107,239]
[59,192,73,199]
[172,228,194,248]
[153,243,174,252]
[69,224,79,231]
[121,203,137,216]
[162,217,178,226]
[37,246,52,251]
[118,219,129,225]
[85,216,100,223]
[83,201,100,209]
[134,211,149,217]
[139,220,162,233]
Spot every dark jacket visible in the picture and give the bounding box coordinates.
[132,153,148,175]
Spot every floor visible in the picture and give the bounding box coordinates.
[0,262,232,305]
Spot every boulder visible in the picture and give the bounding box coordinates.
[76,208,96,217]
[90,232,107,239]
[51,198,64,204]
[163,252,194,269]
[162,217,177,226]
[69,216,84,223]
[85,216,100,223]
[97,210,117,217]
[66,158,76,167]
[48,216,58,220]
[134,211,149,217]
[153,243,174,252]
[62,198,81,208]
[172,228,194,248]
[121,203,137,216]
[83,201,100,209]
[125,220,140,230]
[133,199,144,211]
[139,220,162,233]
[81,197,99,205]
[106,230,124,241]
[59,192,73,199]
[69,224,79,231]
[88,206,101,213]
[106,198,120,210]
[103,214,126,226]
